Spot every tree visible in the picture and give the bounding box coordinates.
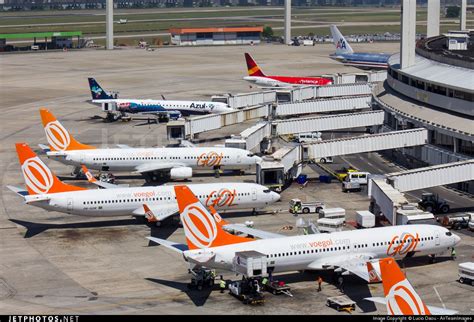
[446,6,460,18]
[262,26,274,39]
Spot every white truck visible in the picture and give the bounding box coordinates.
[356,210,375,228]
[319,207,346,221]
[289,199,325,214]
[458,262,474,286]
[317,218,344,233]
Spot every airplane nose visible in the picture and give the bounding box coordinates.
[453,233,461,245]
[253,155,262,163]
[272,191,281,202]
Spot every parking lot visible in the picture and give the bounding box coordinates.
[1,43,472,314]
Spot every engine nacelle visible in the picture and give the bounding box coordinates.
[170,167,193,179]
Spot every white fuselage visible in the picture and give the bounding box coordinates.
[184,225,460,273]
[92,98,233,115]
[243,76,288,88]
[47,147,261,172]
[27,182,280,217]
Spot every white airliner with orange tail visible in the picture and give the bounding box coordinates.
[39,108,261,180]
[147,185,460,282]
[6,143,280,222]
[365,258,458,315]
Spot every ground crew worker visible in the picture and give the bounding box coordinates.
[262,277,268,288]
[451,247,457,260]
[219,276,226,293]
[337,276,344,293]
[317,276,323,292]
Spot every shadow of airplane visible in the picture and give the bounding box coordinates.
[10,217,178,241]
[145,278,214,307]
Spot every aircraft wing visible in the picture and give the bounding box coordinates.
[307,253,377,282]
[133,162,186,174]
[363,297,458,315]
[132,204,178,222]
[116,144,132,149]
[223,223,284,239]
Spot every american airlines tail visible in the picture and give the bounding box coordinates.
[39,108,96,152]
[15,143,85,195]
[330,25,354,55]
[365,257,457,315]
[244,53,266,77]
[175,185,253,250]
[88,77,115,100]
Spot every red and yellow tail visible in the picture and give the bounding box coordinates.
[39,108,95,152]
[379,257,431,315]
[245,53,265,77]
[174,185,253,250]
[16,143,85,195]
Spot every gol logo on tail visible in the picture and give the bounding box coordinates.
[45,120,71,151]
[387,233,419,256]
[206,189,236,207]
[197,151,223,167]
[181,202,221,249]
[22,156,54,194]
[386,279,428,315]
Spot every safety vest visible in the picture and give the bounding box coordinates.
[220,280,226,288]
[262,278,268,285]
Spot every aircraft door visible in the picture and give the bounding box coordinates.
[237,154,241,163]
[435,231,440,246]
[252,188,257,201]
[67,199,73,212]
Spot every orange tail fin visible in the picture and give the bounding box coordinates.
[379,257,431,315]
[39,108,95,152]
[245,53,265,77]
[16,143,86,195]
[174,185,253,250]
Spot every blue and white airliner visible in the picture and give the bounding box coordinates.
[329,25,391,69]
[88,78,233,121]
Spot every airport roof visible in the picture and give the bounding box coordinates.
[169,27,263,35]
[0,31,82,39]
[389,53,474,93]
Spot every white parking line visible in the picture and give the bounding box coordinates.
[433,286,446,309]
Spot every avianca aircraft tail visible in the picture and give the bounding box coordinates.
[330,25,354,55]
[365,257,457,315]
[15,143,85,195]
[174,185,253,250]
[88,78,115,100]
[245,53,266,77]
[40,108,96,152]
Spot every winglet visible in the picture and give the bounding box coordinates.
[174,185,253,250]
[15,142,85,195]
[39,108,96,152]
[143,204,158,223]
[245,53,266,77]
[81,165,97,183]
[367,260,382,283]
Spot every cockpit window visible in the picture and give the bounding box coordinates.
[263,189,271,193]
[247,153,254,157]
[445,232,452,236]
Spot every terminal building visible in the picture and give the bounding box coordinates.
[169,27,263,46]
[372,31,474,194]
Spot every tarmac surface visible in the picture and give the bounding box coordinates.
[1,43,473,314]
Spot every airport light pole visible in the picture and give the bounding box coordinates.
[106,0,114,50]
[400,0,416,69]
[460,0,467,30]
[284,0,291,45]
[427,0,440,38]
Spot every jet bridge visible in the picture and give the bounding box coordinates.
[274,95,371,117]
[386,160,474,192]
[304,128,428,161]
[256,146,302,191]
[239,122,271,152]
[272,110,384,136]
[276,83,372,103]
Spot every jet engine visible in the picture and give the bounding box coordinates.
[170,167,193,179]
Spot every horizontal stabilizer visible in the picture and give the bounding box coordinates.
[364,297,458,315]
[6,185,29,198]
[223,223,284,239]
[38,144,50,153]
[146,237,188,253]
